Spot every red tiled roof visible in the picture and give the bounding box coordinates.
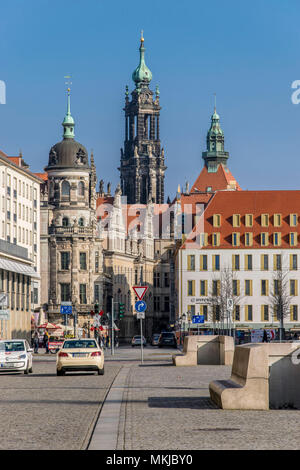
[7,156,22,166]
[34,172,48,181]
[182,190,300,250]
[191,164,242,193]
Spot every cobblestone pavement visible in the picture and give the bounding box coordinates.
[0,354,121,450]
[115,349,300,450]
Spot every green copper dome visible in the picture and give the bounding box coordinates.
[208,108,224,136]
[62,88,75,139]
[132,32,152,86]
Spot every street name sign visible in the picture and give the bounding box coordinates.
[132,286,148,300]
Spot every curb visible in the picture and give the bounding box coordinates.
[88,366,131,450]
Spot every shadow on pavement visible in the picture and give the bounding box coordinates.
[148,396,219,410]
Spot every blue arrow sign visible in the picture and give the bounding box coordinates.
[60,305,72,314]
[135,300,147,313]
[192,315,205,324]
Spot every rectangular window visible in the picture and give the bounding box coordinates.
[290,279,298,296]
[261,305,269,322]
[154,272,160,288]
[261,232,269,246]
[61,252,70,270]
[290,214,298,227]
[273,214,282,227]
[212,254,220,271]
[213,214,221,227]
[261,214,269,227]
[79,284,87,304]
[94,284,100,303]
[232,214,241,227]
[273,232,281,247]
[187,304,195,316]
[245,305,253,321]
[187,254,195,271]
[245,254,253,270]
[200,255,208,271]
[95,251,99,273]
[290,254,298,271]
[274,280,280,295]
[245,232,253,247]
[212,280,220,297]
[212,232,220,246]
[164,272,170,288]
[164,296,170,312]
[234,305,240,321]
[200,280,208,296]
[213,304,220,322]
[291,305,298,321]
[290,232,297,247]
[232,279,240,296]
[274,254,282,271]
[200,304,208,321]
[154,296,160,311]
[79,252,87,270]
[245,280,253,296]
[261,280,269,296]
[232,254,240,271]
[187,280,195,296]
[232,232,240,247]
[261,254,269,271]
[60,283,71,302]
[245,214,253,227]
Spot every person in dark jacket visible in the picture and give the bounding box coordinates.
[33,332,39,353]
[262,330,269,343]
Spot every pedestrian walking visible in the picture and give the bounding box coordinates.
[33,331,39,354]
[43,331,50,353]
[106,335,109,348]
[262,330,268,343]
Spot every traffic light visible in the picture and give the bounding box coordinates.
[119,302,125,319]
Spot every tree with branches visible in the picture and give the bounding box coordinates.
[269,259,291,342]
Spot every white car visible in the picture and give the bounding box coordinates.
[0,339,33,374]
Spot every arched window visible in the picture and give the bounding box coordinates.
[62,181,70,197]
[78,217,84,227]
[78,181,85,196]
[62,217,69,227]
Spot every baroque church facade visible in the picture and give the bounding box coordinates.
[39,35,175,342]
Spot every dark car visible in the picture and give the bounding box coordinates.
[158,332,177,348]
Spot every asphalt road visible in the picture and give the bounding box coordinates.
[0,353,121,450]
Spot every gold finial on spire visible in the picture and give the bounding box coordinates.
[64,75,72,94]
[141,29,144,43]
[214,92,217,112]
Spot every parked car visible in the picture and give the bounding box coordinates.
[131,335,147,347]
[158,332,177,348]
[0,339,33,374]
[56,338,104,376]
[151,334,160,346]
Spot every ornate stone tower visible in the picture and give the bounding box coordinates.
[202,105,230,172]
[44,89,104,325]
[119,32,166,204]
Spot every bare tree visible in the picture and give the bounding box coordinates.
[209,266,242,334]
[269,261,291,342]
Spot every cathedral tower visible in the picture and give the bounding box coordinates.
[119,32,166,204]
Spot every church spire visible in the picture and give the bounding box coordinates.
[132,31,152,88]
[62,87,75,139]
[202,102,229,171]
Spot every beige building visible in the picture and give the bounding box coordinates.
[0,150,42,340]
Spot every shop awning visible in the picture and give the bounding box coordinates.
[0,257,39,278]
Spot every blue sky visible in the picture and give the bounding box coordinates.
[1,0,300,199]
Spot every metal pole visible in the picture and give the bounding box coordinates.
[111,297,114,356]
[140,318,143,364]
